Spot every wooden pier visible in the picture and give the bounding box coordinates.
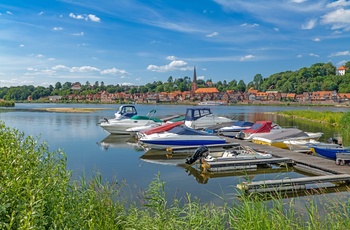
[223,138,350,192]
[229,138,350,175]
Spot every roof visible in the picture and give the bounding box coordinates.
[338,65,349,70]
[195,87,219,93]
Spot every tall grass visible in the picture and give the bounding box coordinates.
[1,122,350,229]
[277,110,343,126]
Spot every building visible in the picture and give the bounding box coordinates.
[337,65,349,76]
[190,66,198,96]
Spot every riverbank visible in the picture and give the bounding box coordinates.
[33,107,108,113]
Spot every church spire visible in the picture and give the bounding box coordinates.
[191,66,198,95]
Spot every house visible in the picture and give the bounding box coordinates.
[48,96,62,102]
[337,66,349,76]
[71,82,81,90]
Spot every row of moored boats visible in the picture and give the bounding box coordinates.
[99,105,350,167]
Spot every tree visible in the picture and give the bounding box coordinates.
[237,80,246,92]
[253,74,263,91]
[55,82,62,90]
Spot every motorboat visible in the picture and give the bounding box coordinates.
[185,145,273,172]
[100,109,164,135]
[138,125,227,150]
[217,120,254,137]
[136,121,184,139]
[186,145,273,164]
[184,107,234,130]
[310,146,350,160]
[235,120,279,140]
[283,139,341,153]
[251,128,324,149]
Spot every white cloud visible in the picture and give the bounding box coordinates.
[312,37,320,41]
[273,27,279,31]
[69,13,100,22]
[297,54,303,58]
[321,8,350,30]
[241,23,259,27]
[70,66,101,72]
[309,53,319,57]
[147,59,190,72]
[206,32,219,37]
[53,27,63,31]
[52,65,69,71]
[87,14,100,22]
[166,55,176,60]
[39,11,44,15]
[6,11,13,15]
[327,0,350,8]
[301,18,317,29]
[100,68,128,75]
[329,50,350,57]
[19,44,24,47]
[240,55,255,61]
[290,0,307,3]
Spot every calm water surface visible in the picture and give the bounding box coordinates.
[1,103,349,204]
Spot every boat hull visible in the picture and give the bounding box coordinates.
[311,146,350,160]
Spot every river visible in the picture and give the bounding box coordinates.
[0,103,348,204]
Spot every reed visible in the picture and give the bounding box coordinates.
[2,122,350,229]
[277,110,343,126]
[0,100,15,107]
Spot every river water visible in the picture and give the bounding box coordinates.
[0,103,348,204]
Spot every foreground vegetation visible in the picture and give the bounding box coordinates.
[0,100,14,107]
[2,123,350,229]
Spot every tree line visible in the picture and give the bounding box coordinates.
[0,61,349,101]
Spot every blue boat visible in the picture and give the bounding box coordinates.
[138,125,227,150]
[311,146,350,160]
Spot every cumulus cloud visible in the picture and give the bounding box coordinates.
[100,68,129,75]
[166,55,177,60]
[70,66,101,72]
[321,8,350,30]
[53,27,63,31]
[309,53,319,57]
[52,65,70,71]
[69,13,100,22]
[301,18,317,29]
[206,32,219,37]
[290,0,307,2]
[329,50,350,57]
[147,59,191,72]
[240,55,255,61]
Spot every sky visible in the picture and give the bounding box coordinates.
[1,0,350,87]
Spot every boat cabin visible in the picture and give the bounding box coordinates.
[115,105,138,119]
[185,107,212,121]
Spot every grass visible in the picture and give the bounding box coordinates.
[276,110,344,127]
[2,122,350,229]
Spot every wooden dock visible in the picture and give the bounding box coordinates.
[228,138,350,175]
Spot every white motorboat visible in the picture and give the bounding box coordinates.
[252,128,323,149]
[217,120,254,137]
[138,125,227,150]
[283,139,341,153]
[100,109,164,135]
[184,107,234,130]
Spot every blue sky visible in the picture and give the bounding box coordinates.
[1,0,350,87]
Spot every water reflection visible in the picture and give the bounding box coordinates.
[97,135,143,151]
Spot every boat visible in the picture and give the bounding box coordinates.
[100,109,164,135]
[136,121,184,139]
[138,125,227,150]
[217,120,254,137]
[184,107,234,130]
[197,101,226,106]
[283,139,341,153]
[251,128,324,149]
[310,146,350,160]
[185,145,273,172]
[235,120,279,140]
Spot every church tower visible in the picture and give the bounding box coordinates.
[191,66,198,96]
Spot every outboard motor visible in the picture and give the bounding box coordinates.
[235,131,245,140]
[185,145,209,165]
